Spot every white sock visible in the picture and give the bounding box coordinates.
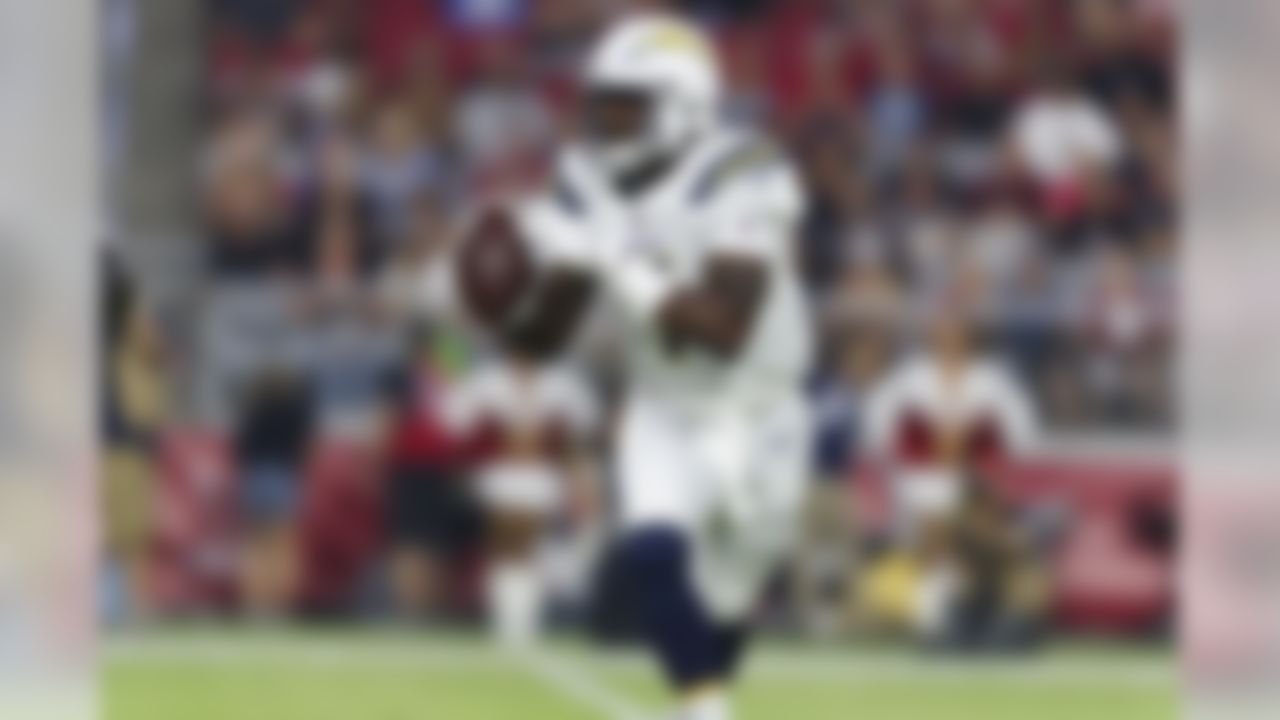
[914,561,959,641]
[486,560,542,647]
[681,690,731,720]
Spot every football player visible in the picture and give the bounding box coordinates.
[457,14,811,720]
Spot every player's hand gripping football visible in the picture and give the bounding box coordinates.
[455,204,596,359]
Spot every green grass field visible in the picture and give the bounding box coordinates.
[105,629,1176,719]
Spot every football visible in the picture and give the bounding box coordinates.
[455,207,537,328]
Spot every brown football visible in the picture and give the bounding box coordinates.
[456,208,536,328]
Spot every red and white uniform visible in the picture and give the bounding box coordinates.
[448,360,599,514]
[864,353,1036,528]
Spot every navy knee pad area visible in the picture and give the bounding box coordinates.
[621,527,749,688]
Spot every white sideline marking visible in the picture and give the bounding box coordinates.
[510,648,654,720]
[746,654,1173,688]
[105,636,1173,689]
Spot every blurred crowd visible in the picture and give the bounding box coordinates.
[101,0,1177,633]
[194,0,1176,428]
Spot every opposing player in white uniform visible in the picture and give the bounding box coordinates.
[488,15,814,720]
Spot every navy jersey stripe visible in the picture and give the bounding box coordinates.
[553,174,586,215]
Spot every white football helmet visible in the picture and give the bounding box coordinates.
[581,14,723,178]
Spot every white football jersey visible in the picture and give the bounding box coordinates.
[520,127,812,413]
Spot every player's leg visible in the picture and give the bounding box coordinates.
[237,463,302,617]
[709,622,750,681]
[485,508,544,646]
[621,526,726,683]
[385,462,461,618]
[692,394,812,689]
[616,400,733,719]
[480,469,558,647]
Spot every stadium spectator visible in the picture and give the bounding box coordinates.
[204,112,303,277]
[101,258,168,624]
[794,331,891,636]
[363,99,447,248]
[233,369,314,616]
[381,328,480,619]
[1009,57,1124,212]
[929,470,1052,652]
[451,37,557,191]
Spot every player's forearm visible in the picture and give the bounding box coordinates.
[598,246,769,358]
[657,289,749,357]
[658,255,768,359]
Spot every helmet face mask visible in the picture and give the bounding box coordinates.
[583,87,653,147]
[582,86,661,176]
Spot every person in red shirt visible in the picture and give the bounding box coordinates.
[381,329,481,618]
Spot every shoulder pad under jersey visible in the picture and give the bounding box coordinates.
[689,134,787,205]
